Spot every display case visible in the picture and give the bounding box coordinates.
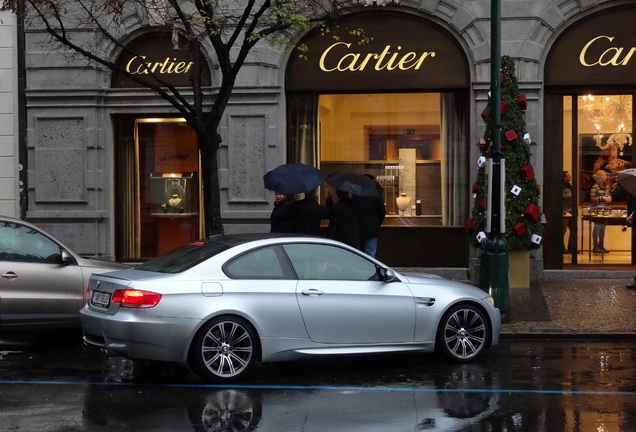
[149,172,196,216]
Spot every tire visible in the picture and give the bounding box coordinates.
[189,316,257,382]
[436,303,490,363]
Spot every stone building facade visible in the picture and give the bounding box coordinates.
[18,0,636,277]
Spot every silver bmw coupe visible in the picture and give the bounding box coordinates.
[81,234,500,382]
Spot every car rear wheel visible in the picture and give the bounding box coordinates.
[190,316,257,382]
[437,304,489,363]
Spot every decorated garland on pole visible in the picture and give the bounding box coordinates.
[466,55,545,251]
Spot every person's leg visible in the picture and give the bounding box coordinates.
[599,224,609,253]
[592,223,600,253]
[363,237,378,258]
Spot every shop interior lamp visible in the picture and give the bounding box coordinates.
[583,94,633,153]
[357,0,400,6]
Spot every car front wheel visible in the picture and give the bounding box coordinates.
[190,316,257,382]
[437,304,490,363]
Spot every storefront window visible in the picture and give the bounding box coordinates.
[566,95,633,264]
[117,118,201,260]
[289,92,468,226]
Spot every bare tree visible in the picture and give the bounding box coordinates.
[3,0,362,236]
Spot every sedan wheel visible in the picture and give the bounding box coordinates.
[190,316,257,382]
[437,304,489,362]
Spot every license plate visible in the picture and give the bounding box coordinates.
[91,291,111,307]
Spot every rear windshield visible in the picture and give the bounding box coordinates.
[137,241,234,273]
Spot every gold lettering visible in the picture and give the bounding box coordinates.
[319,42,435,72]
[319,42,350,72]
[125,55,194,75]
[579,35,636,67]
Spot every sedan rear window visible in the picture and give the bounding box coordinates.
[137,242,233,273]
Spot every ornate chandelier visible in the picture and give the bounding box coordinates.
[582,94,632,153]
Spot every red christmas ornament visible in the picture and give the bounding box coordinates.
[480,197,486,208]
[480,107,488,121]
[524,203,539,220]
[517,94,527,110]
[472,181,480,194]
[501,101,509,115]
[513,222,526,236]
[505,130,517,141]
[520,164,535,180]
[464,218,475,234]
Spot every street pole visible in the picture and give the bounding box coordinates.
[479,0,510,322]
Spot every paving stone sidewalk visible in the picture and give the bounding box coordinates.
[503,278,636,336]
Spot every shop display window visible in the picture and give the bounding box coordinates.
[305,92,466,226]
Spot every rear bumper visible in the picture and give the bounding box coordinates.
[80,307,198,364]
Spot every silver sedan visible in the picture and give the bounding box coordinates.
[81,234,500,382]
[0,216,129,332]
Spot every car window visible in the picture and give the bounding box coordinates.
[224,246,289,279]
[0,221,62,263]
[282,243,379,281]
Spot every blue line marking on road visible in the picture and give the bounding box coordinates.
[1,380,635,396]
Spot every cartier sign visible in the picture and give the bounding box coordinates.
[579,36,636,67]
[546,6,636,86]
[125,56,194,75]
[112,34,210,88]
[319,42,436,72]
[286,12,468,92]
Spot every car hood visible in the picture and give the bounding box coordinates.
[398,272,488,296]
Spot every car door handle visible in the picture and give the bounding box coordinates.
[301,289,324,296]
[2,271,18,280]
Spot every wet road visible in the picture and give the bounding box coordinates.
[1,333,635,431]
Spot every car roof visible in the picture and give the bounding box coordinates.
[195,232,318,247]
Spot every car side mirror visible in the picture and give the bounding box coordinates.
[379,267,397,283]
[61,249,73,265]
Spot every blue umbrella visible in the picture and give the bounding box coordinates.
[263,163,324,194]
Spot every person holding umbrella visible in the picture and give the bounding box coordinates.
[270,191,293,233]
[283,188,329,236]
[352,174,385,257]
[326,187,361,248]
[264,163,328,235]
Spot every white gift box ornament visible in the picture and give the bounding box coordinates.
[531,234,542,244]
[523,133,531,144]
[476,231,487,243]
[511,185,522,196]
[477,156,486,168]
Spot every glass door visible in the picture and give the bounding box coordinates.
[117,117,201,260]
[565,95,633,264]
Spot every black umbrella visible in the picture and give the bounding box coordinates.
[617,168,636,198]
[325,172,383,198]
[263,163,324,194]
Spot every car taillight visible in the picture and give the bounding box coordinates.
[112,289,162,308]
[85,284,90,298]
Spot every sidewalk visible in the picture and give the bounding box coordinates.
[502,271,636,337]
[398,268,636,337]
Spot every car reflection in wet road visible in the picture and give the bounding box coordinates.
[1,335,636,431]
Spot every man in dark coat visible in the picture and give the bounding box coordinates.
[283,188,329,235]
[326,189,361,248]
[270,192,292,233]
[354,198,386,257]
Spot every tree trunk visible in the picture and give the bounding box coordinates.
[198,128,223,237]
